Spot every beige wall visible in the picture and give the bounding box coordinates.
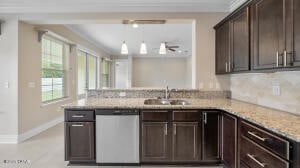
[22,12,229,90]
[231,71,300,115]
[132,57,190,88]
[17,22,110,134]
[0,19,19,135]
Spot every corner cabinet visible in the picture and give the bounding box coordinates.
[230,7,250,72]
[222,113,238,168]
[215,21,231,74]
[202,111,221,162]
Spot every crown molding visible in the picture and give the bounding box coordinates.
[0,0,230,13]
[230,0,247,12]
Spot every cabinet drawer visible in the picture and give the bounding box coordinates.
[241,121,289,159]
[172,110,199,121]
[141,111,169,121]
[65,110,95,122]
[240,136,289,168]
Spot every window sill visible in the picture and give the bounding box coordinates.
[41,97,71,108]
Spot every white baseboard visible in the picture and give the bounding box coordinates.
[18,116,64,143]
[0,116,64,144]
[0,135,18,144]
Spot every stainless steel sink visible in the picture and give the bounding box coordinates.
[144,99,171,105]
[170,99,190,105]
[144,99,190,105]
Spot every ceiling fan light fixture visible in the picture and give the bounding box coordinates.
[121,41,129,55]
[140,41,147,54]
[159,42,167,55]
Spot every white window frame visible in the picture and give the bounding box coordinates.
[41,35,69,103]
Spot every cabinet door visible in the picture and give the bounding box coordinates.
[141,122,169,162]
[172,122,199,161]
[222,113,237,168]
[216,21,231,74]
[202,111,221,161]
[65,122,95,161]
[252,0,285,69]
[231,7,250,72]
[286,0,300,67]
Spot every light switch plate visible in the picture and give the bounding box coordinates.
[119,92,126,97]
[272,85,280,96]
[28,82,36,88]
[4,81,9,88]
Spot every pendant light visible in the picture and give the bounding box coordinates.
[139,24,147,55]
[121,41,128,55]
[140,41,147,54]
[159,42,167,55]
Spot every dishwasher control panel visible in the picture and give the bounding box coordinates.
[95,109,139,115]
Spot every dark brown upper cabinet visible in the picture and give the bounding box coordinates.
[251,0,285,69]
[230,7,250,72]
[202,111,221,162]
[215,21,231,74]
[286,0,300,67]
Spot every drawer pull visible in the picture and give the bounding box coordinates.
[72,115,85,118]
[248,131,267,141]
[71,124,84,127]
[247,154,266,167]
[164,125,168,136]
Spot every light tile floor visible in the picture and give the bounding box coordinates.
[0,123,222,168]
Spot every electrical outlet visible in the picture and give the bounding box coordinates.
[119,92,126,97]
[272,85,280,96]
[28,82,36,88]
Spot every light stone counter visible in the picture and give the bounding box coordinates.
[62,98,300,142]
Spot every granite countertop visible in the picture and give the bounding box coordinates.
[62,98,300,142]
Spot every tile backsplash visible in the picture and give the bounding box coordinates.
[231,71,300,115]
[88,88,231,99]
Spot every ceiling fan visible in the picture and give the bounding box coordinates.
[165,42,179,52]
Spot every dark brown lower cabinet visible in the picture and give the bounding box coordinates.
[65,122,95,161]
[222,113,237,168]
[172,122,199,161]
[141,122,169,162]
[202,111,221,161]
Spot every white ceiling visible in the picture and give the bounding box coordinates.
[67,23,192,57]
[0,0,245,13]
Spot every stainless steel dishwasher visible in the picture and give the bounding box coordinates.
[95,109,139,164]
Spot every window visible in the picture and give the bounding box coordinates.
[77,50,98,97]
[101,59,111,88]
[41,36,69,103]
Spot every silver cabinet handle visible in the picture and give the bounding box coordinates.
[228,61,231,72]
[173,124,176,135]
[72,124,84,127]
[248,131,267,142]
[203,113,207,124]
[247,154,266,167]
[225,62,228,72]
[283,50,287,67]
[72,115,85,118]
[276,51,279,67]
[164,125,168,136]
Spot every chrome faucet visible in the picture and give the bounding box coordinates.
[165,86,177,99]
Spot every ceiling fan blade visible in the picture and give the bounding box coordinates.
[168,46,179,48]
